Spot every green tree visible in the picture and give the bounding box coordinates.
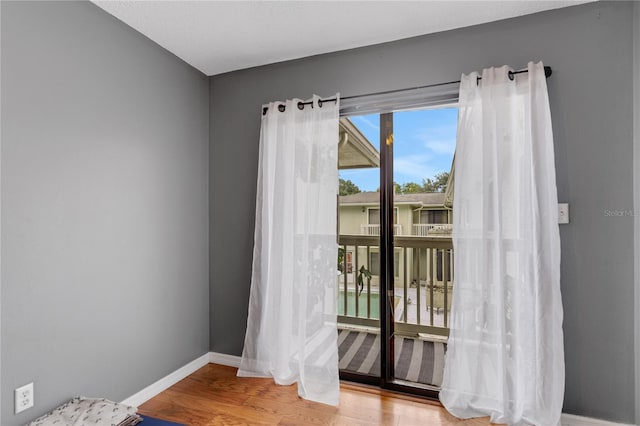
[376,182,401,193]
[376,172,450,194]
[400,182,423,194]
[339,178,361,196]
[422,171,450,193]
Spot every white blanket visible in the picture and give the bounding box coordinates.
[27,397,140,426]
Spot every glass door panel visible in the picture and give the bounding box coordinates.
[390,107,457,390]
[337,114,381,382]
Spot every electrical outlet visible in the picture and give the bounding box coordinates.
[15,382,34,414]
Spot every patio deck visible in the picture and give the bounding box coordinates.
[338,328,446,387]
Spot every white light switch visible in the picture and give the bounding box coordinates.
[558,203,569,224]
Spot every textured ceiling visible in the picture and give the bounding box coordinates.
[92,1,593,76]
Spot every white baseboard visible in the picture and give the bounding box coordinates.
[209,351,242,368]
[121,353,210,408]
[561,413,635,426]
[121,352,636,426]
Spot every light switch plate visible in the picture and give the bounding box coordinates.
[558,203,569,224]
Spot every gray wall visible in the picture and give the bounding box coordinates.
[1,2,209,425]
[634,2,640,425]
[210,2,636,423]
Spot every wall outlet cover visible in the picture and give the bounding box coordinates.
[15,382,34,414]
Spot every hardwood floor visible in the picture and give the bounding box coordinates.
[138,363,491,425]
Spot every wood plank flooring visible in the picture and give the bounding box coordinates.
[138,363,491,425]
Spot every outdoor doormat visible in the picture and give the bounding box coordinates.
[338,330,446,386]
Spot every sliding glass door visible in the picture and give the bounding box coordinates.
[337,106,457,397]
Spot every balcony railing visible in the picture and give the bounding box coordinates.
[360,224,402,235]
[412,223,453,236]
[338,234,453,337]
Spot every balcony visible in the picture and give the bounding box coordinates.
[337,234,452,387]
[360,224,403,235]
[338,234,452,332]
[412,223,453,237]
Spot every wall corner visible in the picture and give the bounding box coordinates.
[633,1,640,425]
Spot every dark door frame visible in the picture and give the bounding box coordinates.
[378,112,440,399]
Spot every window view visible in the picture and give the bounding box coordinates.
[337,106,457,389]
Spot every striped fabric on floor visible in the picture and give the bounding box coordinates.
[338,330,446,387]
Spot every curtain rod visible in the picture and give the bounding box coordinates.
[263,66,552,115]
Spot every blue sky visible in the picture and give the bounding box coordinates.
[339,107,458,192]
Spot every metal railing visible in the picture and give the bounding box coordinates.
[412,223,453,236]
[338,234,453,337]
[360,224,403,235]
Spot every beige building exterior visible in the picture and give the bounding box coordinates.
[336,117,454,330]
[338,192,452,288]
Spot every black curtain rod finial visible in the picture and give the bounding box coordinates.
[508,65,552,81]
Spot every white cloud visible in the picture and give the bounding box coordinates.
[393,153,437,182]
[352,115,379,132]
[410,124,456,156]
[425,138,456,155]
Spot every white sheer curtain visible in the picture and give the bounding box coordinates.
[238,94,341,406]
[440,62,564,426]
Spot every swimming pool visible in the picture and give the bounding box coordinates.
[338,291,380,319]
